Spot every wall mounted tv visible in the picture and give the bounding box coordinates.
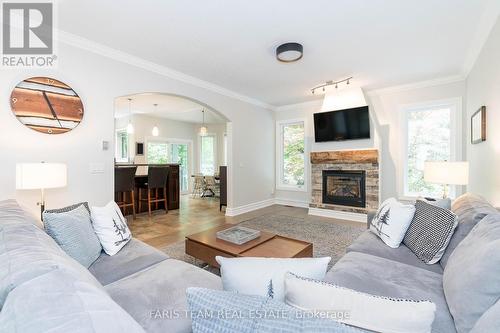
[313,106,370,142]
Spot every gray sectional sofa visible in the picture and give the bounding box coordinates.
[1,193,499,332]
[0,200,221,333]
[324,193,500,332]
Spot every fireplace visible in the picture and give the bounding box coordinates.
[322,170,366,208]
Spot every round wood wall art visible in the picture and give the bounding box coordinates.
[10,77,84,134]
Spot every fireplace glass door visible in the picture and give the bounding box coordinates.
[322,170,366,207]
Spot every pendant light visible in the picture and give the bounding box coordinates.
[199,109,207,136]
[126,98,134,134]
[152,103,159,137]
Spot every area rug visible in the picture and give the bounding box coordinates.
[159,214,365,272]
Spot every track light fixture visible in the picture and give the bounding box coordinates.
[310,76,353,95]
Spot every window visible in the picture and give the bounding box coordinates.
[147,140,190,193]
[402,100,460,198]
[277,120,305,190]
[147,142,169,164]
[170,143,189,193]
[200,134,216,175]
[115,130,128,162]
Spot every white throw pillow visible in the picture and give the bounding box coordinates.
[90,201,132,256]
[369,198,416,248]
[215,256,330,302]
[285,273,436,333]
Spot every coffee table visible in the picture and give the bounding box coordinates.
[185,224,313,267]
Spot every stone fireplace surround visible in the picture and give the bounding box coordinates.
[309,149,379,222]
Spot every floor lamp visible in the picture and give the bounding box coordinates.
[16,163,67,220]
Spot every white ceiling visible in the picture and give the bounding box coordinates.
[115,93,227,124]
[59,0,496,106]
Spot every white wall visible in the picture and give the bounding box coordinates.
[274,99,379,207]
[274,80,466,206]
[465,17,500,206]
[0,41,274,216]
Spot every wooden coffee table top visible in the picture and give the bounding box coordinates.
[185,224,313,266]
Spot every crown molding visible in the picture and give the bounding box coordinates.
[461,0,500,76]
[57,30,274,110]
[274,98,323,112]
[366,74,466,97]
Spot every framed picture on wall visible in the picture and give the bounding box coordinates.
[471,106,486,144]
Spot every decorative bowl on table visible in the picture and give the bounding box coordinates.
[216,226,261,245]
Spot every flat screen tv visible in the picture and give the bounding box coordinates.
[314,106,370,142]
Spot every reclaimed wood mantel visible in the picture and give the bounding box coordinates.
[310,149,378,164]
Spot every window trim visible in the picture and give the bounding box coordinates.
[276,118,306,192]
[115,128,129,163]
[398,97,462,200]
[198,133,217,175]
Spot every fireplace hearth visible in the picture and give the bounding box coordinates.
[322,170,366,208]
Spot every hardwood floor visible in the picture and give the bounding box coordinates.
[127,194,363,250]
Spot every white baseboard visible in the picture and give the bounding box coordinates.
[225,198,275,217]
[308,207,367,224]
[273,198,309,208]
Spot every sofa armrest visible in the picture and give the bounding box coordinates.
[366,210,376,229]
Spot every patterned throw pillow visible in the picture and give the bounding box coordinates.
[90,201,132,256]
[369,198,416,248]
[43,202,102,268]
[403,200,458,264]
[186,287,361,333]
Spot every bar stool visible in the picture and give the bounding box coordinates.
[114,166,137,219]
[138,167,169,217]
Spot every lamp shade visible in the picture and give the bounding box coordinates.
[424,161,469,185]
[321,86,367,112]
[16,163,67,190]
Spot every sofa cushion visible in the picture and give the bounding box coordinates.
[347,230,443,274]
[470,299,500,333]
[0,203,103,309]
[441,193,498,268]
[443,213,500,333]
[403,200,458,264]
[186,287,361,333]
[0,269,144,333]
[89,238,168,285]
[43,203,102,268]
[105,259,222,333]
[324,251,456,333]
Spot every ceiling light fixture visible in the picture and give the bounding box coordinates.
[152,103,159,137]
[276,42,303,63]
[199,109,207,136]
[310,77,353,95]
[126,98,134,134]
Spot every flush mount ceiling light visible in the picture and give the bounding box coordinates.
[276,42,303,63]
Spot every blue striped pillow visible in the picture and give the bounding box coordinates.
[43,203,102,267]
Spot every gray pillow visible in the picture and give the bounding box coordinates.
[443,213,500,333]
[403,200,458,264]
[186,287,360,333]
[440,193,498,268]
[0,269,145,333]
[43,203,102,268]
